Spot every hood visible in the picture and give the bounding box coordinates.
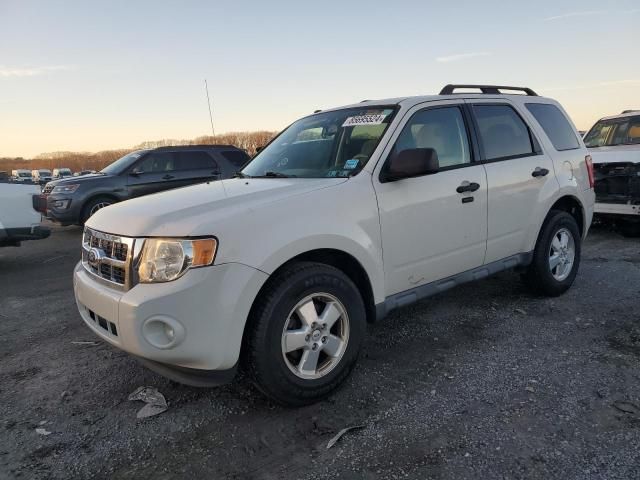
[589,144,640,165]
[87,177,348,237]
[47,173,110,187]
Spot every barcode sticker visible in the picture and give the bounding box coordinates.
[342,114,387,127]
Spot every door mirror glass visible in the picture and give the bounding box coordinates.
[384,148,439,182]
[130,167,143,176]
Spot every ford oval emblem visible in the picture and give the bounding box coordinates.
[88,248,103,268]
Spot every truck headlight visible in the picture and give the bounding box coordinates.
[138,238,217,283]
[51,184,80,194]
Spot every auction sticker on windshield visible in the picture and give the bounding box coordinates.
[342,113,387,127]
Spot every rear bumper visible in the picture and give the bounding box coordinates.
[594,202,640,218]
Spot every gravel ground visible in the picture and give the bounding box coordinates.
[1,222,639,479]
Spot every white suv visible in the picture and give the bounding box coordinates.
[584,110,640,236]
[74,85,595,406]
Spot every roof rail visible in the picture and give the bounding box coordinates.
[621,110,639,114]
[439,84,538,96]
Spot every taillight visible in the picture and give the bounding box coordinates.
[585,155,595,189]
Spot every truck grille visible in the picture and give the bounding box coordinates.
[82,228,135,289]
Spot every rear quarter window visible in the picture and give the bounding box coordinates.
[221,150,250,168]
[526,103,580,151]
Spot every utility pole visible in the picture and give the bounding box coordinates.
[204,79,215,138]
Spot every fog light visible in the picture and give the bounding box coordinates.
[142,316,184,349]
[52,199,70,210]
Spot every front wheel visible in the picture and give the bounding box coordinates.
[80,196,115,225]
[524,210,581,296]
[245,262,366,406]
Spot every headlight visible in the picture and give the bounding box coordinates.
[51,184,80,194]
[138,238,217,283]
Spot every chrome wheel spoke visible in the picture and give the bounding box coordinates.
[282,292,350,380]
[323,334,344,357]
[551,236,562,253]
[284,329,308,353]
[298,349,321,376]
[559,231,569,248]
[319,301,341,330]
[296,300,318,327]
[549,254,561,270]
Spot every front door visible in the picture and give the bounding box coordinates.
[374,103,488,296]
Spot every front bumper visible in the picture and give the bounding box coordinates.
[73,261,268,372]
[43,194,82,225]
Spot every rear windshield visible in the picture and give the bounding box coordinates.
[584,116,640,147]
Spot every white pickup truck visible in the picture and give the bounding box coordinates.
[584,110,640,236]
[75,85,594,406]
[0,182,50,247]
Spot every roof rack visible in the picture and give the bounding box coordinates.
[621,110,639,114]
[154,144,236,150]
[439,84,538,96]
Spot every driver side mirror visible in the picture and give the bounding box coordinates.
[382,148,439,182]
[129,168,143,176]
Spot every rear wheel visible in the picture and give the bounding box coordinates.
[245,262,366,406]
[81,196,115,225]
[524,210,581,296]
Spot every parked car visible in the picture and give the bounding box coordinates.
[0,182,50,247]
[584,110,640,236]
[52,168,73,179]
[11,169,33,183]
[0,171,9,183]
[32,169,53,185]
[74,84,594,406]
[38,145,250,225]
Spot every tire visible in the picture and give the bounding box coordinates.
[80,196,115,225]
[618,221,640,238]
[245,261,366,406]
[524,210,581,296]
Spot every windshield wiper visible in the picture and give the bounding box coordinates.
[259,171,294,178]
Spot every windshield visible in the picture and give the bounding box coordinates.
[242,106,397,178]
[39,170,51,175]
[18,172,31,177]
[584,116,640,147]
[101,150,148,175]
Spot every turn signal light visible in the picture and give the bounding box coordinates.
[192,239,217,266]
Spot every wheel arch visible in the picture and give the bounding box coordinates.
[80,193,120,222]
[548,195,586,238]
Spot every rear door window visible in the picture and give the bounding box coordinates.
[472,105,536,160]
[175,151,218,170]
[526,103,580,151]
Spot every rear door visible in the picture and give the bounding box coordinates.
[373,102,488,296]
[126,151,183,197]
[466,100,557,263]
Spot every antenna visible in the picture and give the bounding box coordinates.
[204,79,215,138]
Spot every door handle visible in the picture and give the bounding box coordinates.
[162,174,175,180]
[531,167,549,178]
[456,181,480,193]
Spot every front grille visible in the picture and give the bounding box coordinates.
[42,184,54,194]
[82,228,134,289]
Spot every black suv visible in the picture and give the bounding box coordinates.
[38,145,250,225]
